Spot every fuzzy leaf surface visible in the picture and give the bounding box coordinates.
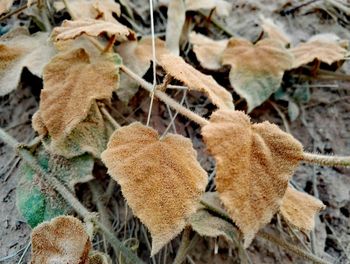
[101,122,208,255]
[201,110,303,246]
[222,38,293,112]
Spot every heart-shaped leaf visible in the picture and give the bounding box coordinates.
[222,38,293,112]
[101,122,208,255]
[201,110,303,246]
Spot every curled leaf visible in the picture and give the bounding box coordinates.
[280,186,325,232]
[0,28,55,96]
[201,110,303,246]
[37,48,118,157]
[222,38,293,112]
[260,16,291,47]
[291,34,348,69]
[158,53,234,110]
[31,216,91,264]
[101,122,208,255]
[185,0,231,16]
[189,32,228,70]
[53,19,135,42]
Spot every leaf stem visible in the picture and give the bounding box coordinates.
[100,106,121,129]
[303,152,350,167]
[173,227,199,264]
[0,128,144,264]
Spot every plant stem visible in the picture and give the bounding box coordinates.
[100,106,121,129]
[120,65,209,127]
[0,1,37,21]
[0,128,144,264]
[303,152,350,167]
[173,228,199,264]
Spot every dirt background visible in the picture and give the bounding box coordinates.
[1,0,350,263]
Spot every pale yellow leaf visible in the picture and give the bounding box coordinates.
[280,186,325,232]
[189,31,228,70]
[53,19,135,42]
[0,28,55,96]
[291,34,348,69]
[201,110,303,246]
[222,38,293,112]
[101,122,208,255]
[31,216,91,264]
[185,0,231,16]
[0,0,13,15]
[158,53,234,110]
[37,48,117,156]
[166,0,186,55]
[93,0,121,21]
[260,16,291,47]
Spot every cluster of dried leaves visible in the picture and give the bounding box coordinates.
[1,0,348,262]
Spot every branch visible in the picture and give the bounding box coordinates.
[303,152,350,167]
[0,128,144,264]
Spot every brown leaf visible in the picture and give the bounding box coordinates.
[291,34,348,69]
[222,38,293,112]
[101,122,208,255]
[260,16,291,47]
[201,110,303,246]
[38,48,117,155]
[158,53,234,110]
[0,29,55,96]
[31,216,91,264]
[53,19,135,42]
[0,0,13,15]
[116,38,169,102]
[280,186,325,232]
[189,32,228,70]
[185,0,231,16]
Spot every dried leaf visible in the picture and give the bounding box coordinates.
[291,34,348,69]
[16,146,94,227]
[93,0,121,21]
[280,186,325,232]
[89,251,112,264]
[185,0,231,16]
[260,16,291,47]
[201,110,303,246]
[101,122,208,255]
[0,29,55,96]
[166,0,186,55]
[53,19,135,42]
[158,53,234,110]
[0,0,13,15]
[31,216,91,264]
[222,38,293,112]
[116,38,168,102]
[189,32,228,70]
[38,48,118,157]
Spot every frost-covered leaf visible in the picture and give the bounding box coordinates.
[201,110,303,246]
[166,0,186,55]
[158,53,234,109]
[101,122,208,255]
[0,0,13,15]
[189,32,228,70]
[185,0,231,16]
[37,48,118,157]
[222,38,293,112]
[280,186,325,232]
[16,146,94,227]
[116,38,168,103]
[260,16,290,47]
[53,19,135,42]
[0,28,55,96]
[291,34,348,69]
[31,216,91,264]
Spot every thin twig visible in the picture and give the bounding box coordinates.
[173,227,192,264]
[100,106,121,129]
[0,1,37,21]
[303,152,350,167]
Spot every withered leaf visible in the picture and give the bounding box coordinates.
[222,38,293,112]
[260,16,291,47]
[38,48,118,157]
[89,251,112,264]
[291,34,348,69]
[0,29,55,96]
[280,186,325,232]
[31,216,91,264]
[201,110,303,246]
[166,0,186,55]
[53,19,135,42]
[189,32,228,70]
[158,53,234,110]
[185,0,231,16]
[0,0,13,15]
[101,122,208,255]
